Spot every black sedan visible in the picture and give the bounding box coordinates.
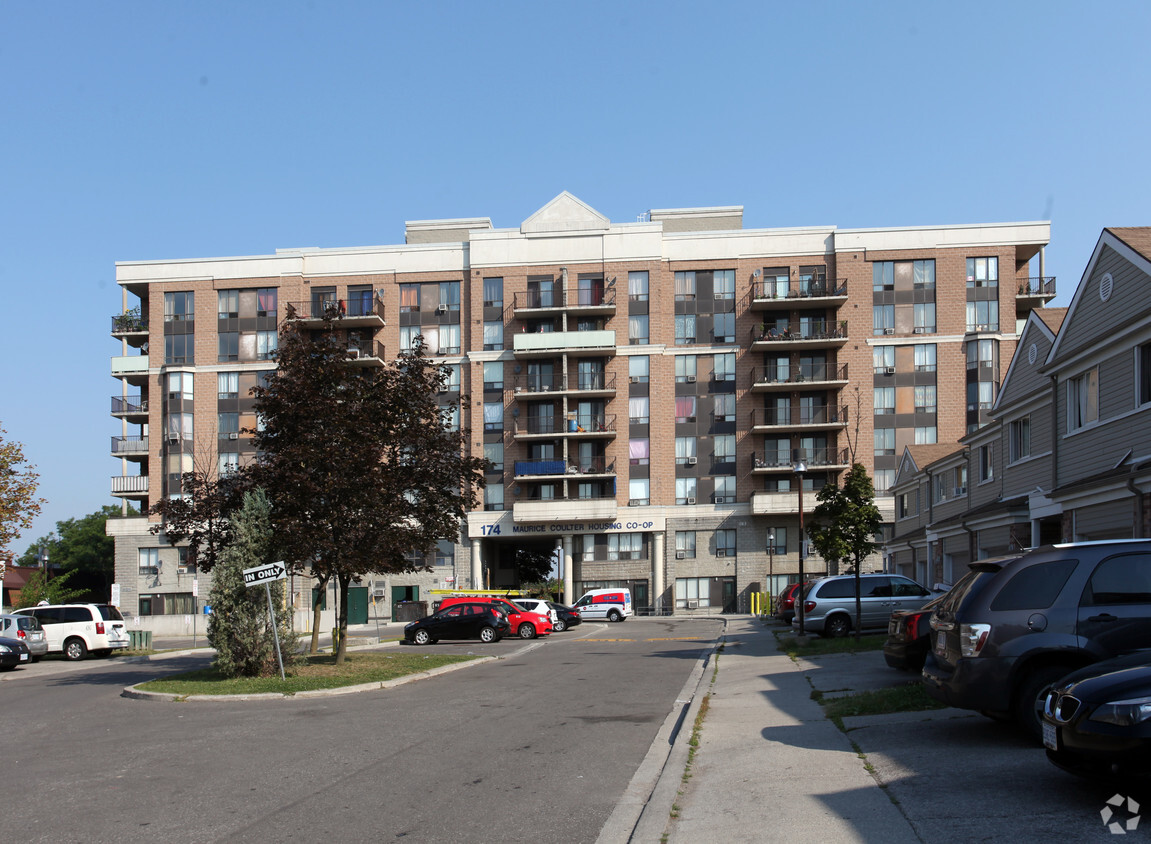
[1042,651,1151,787]
[546,601,582,632]
[0,635,32,670]
[404,602,510,645]
[883,593,945,672]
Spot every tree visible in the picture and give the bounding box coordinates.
[14,569,86,608]
[0,424,44,557]
[511,547,556,586]
[806,463,882,639]
[206,489,297,677]
[250,316,486,663]
[150,458,245,574]
[18,505,132,601]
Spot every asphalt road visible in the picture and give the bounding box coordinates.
[0,618,723,843]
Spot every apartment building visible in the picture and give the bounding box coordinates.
[886,227,1151,587]
[109,193,1053,632]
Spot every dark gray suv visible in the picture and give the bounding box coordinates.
[922,540,1151,738]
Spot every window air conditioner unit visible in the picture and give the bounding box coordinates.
[372,588,386,598]
[913,327,926,334]
[687,456,697,465]
[715,496,730,504]
[686,375,697,383]
[347,347,360,359]
[435,304,448,315]
[228,432,239,440]
[629,376,641,384]
[686,600,699,609]
[166,434,180,444]
[714,292,725,299]
[885,366,896,375]
[883,328,895,335]
[675,551,686,559]
[686,497,696,505]
[628,499,642,506]
[168,392,180,401]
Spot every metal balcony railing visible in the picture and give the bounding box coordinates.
[111,396,148,415]
[1018,276,1057,296]
[111,436,149,455]
[751,321,848,342]
[111,475,149,494]
[515,414,617,436]
[286,297,386,321]
[749,278,848,302]
[111,314,148,333]
[753,446,850,470]
[513,288,617,310]
[751,363,848,385]
[750,406,848,427]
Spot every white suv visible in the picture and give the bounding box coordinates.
[14,604,130,660]
[512,598,560,629]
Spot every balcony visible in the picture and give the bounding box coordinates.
[751,489,817,515]
[750,322,848,351]
[111,355,150,386]
[111,395,149,421]
[750,363,849,392]
[748,279,848,311]
[285,296,386,329]
[513,496,617,523]
[346,339,387,368]
[1017,276,1057,299]
[749,405,848,433]
[111,436,149,460]
[512,372,616,398]
[753,447,850,474]
[111,313,149,348]
[513,414,617,439]
[512,288,616,317]
[513,330,616,357]
[514,457,616,479]
[111,474,149,499]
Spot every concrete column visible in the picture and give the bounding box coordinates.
[652,531,665,614]
[563,534,574,604]
[471,538,482,590]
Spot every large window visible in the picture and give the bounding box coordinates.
[675,355,697,383]
[674,271,696,301]
[257,287,277,317]
[400,284,420,313]
[139,593,195,616]
[915,344,937,372]
[484,441,504,472]
[217,289,238,319]
[713,393,734,421]
[873,305,894,335]
[713,476,736,504]
[966,257,999,287]
[913,260,935,288]
[164,291,194,321]
[484,484,504,511]
[713,312,735,344]
[675,396,696,423]
[714,269,735,299]
[675,314,697,345]
[439,281,461,311]
[1067,368,1099,432]
[483,402,503,431]
[217,372,238,400]
[874,428,895,457]
[914,385,937,414]
[257,330,277,360]
[966,301,999,332]
[676,531,696,558]
[165,334,193,365]
[629,438,649,466]
[483,320,503,351]
[874,346,895,372]
[629,355,649,383]
[713,353,736,382]
[913,303,935,333]
[873,262,894,292]
[483,362,503,391]
[914,426,937,444]
[714,434,735,463]
[138,548,159,576]
[629,478,650,506]
[874,386,895,415]
[675,436,697,465]
[168,371,194,400]
[628,271,649,302]
[608,533,643,560]
[675,577,712,609]
[218,332,239,362]
[629,396,650,424]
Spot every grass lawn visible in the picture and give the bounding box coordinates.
[776,632,887,658]
[822,682,947,721]
[136,651,482,696]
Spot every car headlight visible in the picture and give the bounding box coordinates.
[1089,697,1151,727]
[0,645,11,654]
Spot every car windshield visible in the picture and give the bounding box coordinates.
[97,605,125,621]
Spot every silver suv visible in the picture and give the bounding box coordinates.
[794,573,932,637]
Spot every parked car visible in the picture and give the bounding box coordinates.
[573,588,632,622]
[404,602,510,645]
[0,613,48,660]
[774,583,803,624]
[1041,650,1151,787]
[546,601,582,632]
[923,539,1151,739]
[437,596,552,639]
[508,598,561,630]
[0,635,32,670]
[883,593,947,672]
[793,573,932,637]
[12,603,130,660]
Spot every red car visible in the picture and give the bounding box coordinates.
[437,596,553,640]
[773,583,805,624]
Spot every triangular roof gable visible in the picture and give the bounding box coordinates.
[993,309,1060,411]
[521,192,610,235]
[1047,228,1151,365]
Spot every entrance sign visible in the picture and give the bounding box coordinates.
[243,561,287,587]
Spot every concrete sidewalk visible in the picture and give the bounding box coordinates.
[635,618,922,843]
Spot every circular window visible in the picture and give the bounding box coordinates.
[1100,272,1114,302]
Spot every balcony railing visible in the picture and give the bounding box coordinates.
[111,436,149,456]
[512,372,616,394]
[514,414,617,436]
[750,406,848,428]
[751,322,848,343]
[513,288,617,311]
[111,396,148,415]
[286,297,386,322]
[111,314,148,334]
[749,279,847,302]
[751,363,848,386]
[111,475,149,495]
[514,456,615,477]
[753,446,849,470]
[512,330,616,354]
[1018,276,1057,296]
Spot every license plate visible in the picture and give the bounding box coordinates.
[1043,721,1058,751]
[19,653,28,661]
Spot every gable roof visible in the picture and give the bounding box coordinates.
[521,192,610,235]
[895,444,964,484]
[1108,227,1151,262]
[994,308,1062,411]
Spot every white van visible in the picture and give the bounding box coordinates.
[14,603,130,660]
[573,588,632,622]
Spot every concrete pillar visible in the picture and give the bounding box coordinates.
[652,531,665,615]
[471,538,482,590]
[563,534,574,604]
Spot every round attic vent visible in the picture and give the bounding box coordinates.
[1028,343,1038,365]
[1100,272,1114,302]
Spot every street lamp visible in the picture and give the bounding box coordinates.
[793,452,807,636]
[767,530,775,612]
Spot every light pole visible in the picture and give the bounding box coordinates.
[793,453,807,636]
[767,530,775,613]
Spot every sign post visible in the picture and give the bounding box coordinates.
[242,561,287,681]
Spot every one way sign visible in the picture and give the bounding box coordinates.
[243,561,287,587]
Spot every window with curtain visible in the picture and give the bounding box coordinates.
[874,387,895,415]
[217,289,238,319]
[714,434,735,463]
[484,441,503,472]
[440,324,461,354]
[443,405,459,431]
[257,330,277,359]
[483,277,503,308]
[675,315,697,344]
[255,287,277,317]
[629,438,650,465]
[674,271,696,301]
[675,396,696,423]
[713,393,734,420]
[138,548,159,576]
[913,303,935,332]
[714,269,735,298]
[966,257,999,287]
[676,531,696,557]
[440,281,461,311]
[715,528,736,554]
[874,427,895,456]
[872,262,894,291]
[168,371,194,399]
[913,260,936,288]
[484,484,504,511]
[873,305,894,334]
[629,478,649,505]
[767,527,787,555]
[483,361,503,391]
[164,291,194,321]
[764,267,789,298]
[676,437,697,464]
[915,344,937,372]
[442,363,461,392]
[628,271,649,301]
[483,402,503,431]
[629,355,649,382]
[629,314,649,344]
[914,385,937,414]
[915,426,937,444]
[966,300,999,331]
[399,284,420,312]
[676,477,697,504]
[218,452,240,476]
[608,533,642,560]
[483,321,503,350]
[400,326,420,351]
[217,372,238,399]
[675,577,710,608]
[629,396,649,424]
[217,412,239,434]
[874,346,894,372]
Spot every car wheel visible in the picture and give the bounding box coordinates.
[63,638,88,661]
[518,623,537,639]
[552,618,566,632]
[1014,664,1073,740]
[825,615,851,638]
[412,629,432,646]
[607,609,622,623]
[30,656,41,663]
[479,626,497,643]
[0,665,15,672]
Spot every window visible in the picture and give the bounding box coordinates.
[955,466,967,495]
[217,289,238,319]
[914,344,937,372]
[913,303,935,333]
[872,262,894,292]
[484,484,504,511]
[629,477,650,505]
[164,334,193,365]
[1139,343,1151,406]
[435,540,455,567]
[713,393,734,421]
[874,469,895,493]
[873,305,894,335]
[676,531,697,558]
[966,300,999,332]
[966,257,999,287]
[628,438,650,466]
[217,332,238,362]
[913,260,935,288]
[483,277,503,309]
[164,291,194,321]
[443,404,460,432]
[1009,415,1031,462]
[138,593,195,616]
[442,363,461,392]
[676,477,698,505]
[763,267,789,298]
[218,412,239,435]
[178,547,194,574]
[715,528,736,556]
[257,287,278,317]
[608,533,643,560]
[166,412,193,442]
[798,265,826,295]
[898,491,918,519]
[914,385,937,414]
[714,434,735,463]
[713,476,736,504]
[1084,554,1151,605]
[483,320,503,351]
[713,353,736,381]
[219,451,240,476]
[675,577,712,609]
[675,355,697,383]
[712,312,735,344]
[628,271,649,301]
[934,473,947,504]
[483,402,503,431]
[400,284,420,313]
[629,396,650,424]
[675,396,696,423]
[675,314,697,345]
[217,372,238,400]
[168,371,194,400]
[873,345,894,372]
[874,427,895,457]
[914,426,937,444]
[1067,368,1099,431]
[874,386,895,415]
[257,330,277,360]
[439,324,461,355]
[714,269,735,299]
[629,314,649,345]
[439,281,461,311]
[967,339,996,370]
[138,548,159,576]
[629,355,649,383]
[676,436,697,465]
[979,443,994,482]
[484,441,504,472]
[483,361,503,391]
[675,271,696,301]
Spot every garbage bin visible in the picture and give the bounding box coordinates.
[396,601,428,623]
[128,630,153,650]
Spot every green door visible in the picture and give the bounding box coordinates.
[391,585,419,621]
[347,586,369,625]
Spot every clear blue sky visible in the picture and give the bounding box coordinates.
[2,1,1148,552]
